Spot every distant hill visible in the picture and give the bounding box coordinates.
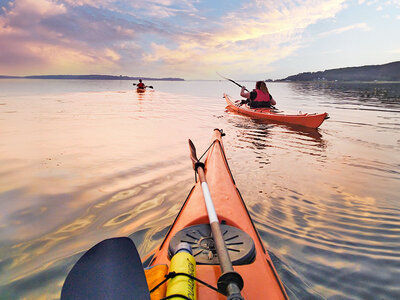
[0,75,19,78]
[0,74,184,81]
[277,61,400,82]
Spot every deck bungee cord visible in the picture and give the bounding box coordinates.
[149,271,223,296]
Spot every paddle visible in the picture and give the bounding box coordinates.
[217,72,249,92]
[133,83,154,89]
[188,134,244,299]
[61,237,150,300]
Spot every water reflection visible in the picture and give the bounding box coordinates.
[136,89,155,101]
[225,111,327,155]
[1,80,400,300]
[291,81,400,107]
[1,167,192,299]
[248,183,400,299]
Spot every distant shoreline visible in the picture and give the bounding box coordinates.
[2,76,400,84]
[274,61,400,82]
[0,75,185,81]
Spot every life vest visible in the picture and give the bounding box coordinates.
[252,89,270,102]
[137,82,145,88]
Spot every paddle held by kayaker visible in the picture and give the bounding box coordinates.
[240,81,276,108]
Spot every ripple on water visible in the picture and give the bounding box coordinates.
[0,148,193,298]
[1,81,400,299]
[247,184,400,299]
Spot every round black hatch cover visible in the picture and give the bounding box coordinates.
[168,224,255,265]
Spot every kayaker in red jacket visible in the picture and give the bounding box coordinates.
[240,81,276,108]
[136,79,145,89]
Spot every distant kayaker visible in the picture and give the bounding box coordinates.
[136,79,145,89]
[240,81,276,108]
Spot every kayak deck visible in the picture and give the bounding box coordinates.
[224,93,328,129]
[145,129,288,299]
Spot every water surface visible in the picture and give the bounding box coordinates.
[0,79,399,299]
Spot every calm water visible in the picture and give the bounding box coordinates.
[0,79,399,299]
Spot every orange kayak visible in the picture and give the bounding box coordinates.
[137,87,146,93]
[61,129,288,299]
[224,93,328,129]
[144,129,288,299]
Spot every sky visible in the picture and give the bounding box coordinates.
[0,0,399,79]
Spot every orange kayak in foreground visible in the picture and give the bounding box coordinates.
[61,129,288,300]
[137,87,146,93]
[144,129,288,299]
[224,93,328,129]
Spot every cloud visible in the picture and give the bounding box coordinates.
[322,49,344,54]
[0,0,71,74]
[0,0,350,78]
[317,23,371,38]
[142,0,349,78]
[0,0,144,75]
[63,0,114,7]
[3,0,66,28]
[360,0,400,8]
[62,0,201,20]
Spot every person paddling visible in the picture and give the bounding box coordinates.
[134,79,153,90]
[136,79,145,89]
[240,81,276,108]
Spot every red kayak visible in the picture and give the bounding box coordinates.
[224,93,328,129]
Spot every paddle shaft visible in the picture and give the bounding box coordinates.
[189,138,243,299]
[217,72,249,92]
[133,83,154,89]
[197,168,234,273]
[197,168,242,297]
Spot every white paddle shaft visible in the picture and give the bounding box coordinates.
[201,182,219,224]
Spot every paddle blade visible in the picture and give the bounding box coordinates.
[188,139,198,169]
[148,86,154,89]
[216,72,229,81]
[61,237,150,300]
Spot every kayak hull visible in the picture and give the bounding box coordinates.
[224,93,328,129]
[145,129,288,299]
[137,88,146,93]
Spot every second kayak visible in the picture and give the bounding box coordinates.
[224,93,328,128]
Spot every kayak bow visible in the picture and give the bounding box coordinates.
[61,129,288,300]
[144,129,288,299]
[224,93,328,129]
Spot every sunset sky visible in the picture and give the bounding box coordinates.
[0,0,399,79]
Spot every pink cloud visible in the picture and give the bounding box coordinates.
[0,0,141,75]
